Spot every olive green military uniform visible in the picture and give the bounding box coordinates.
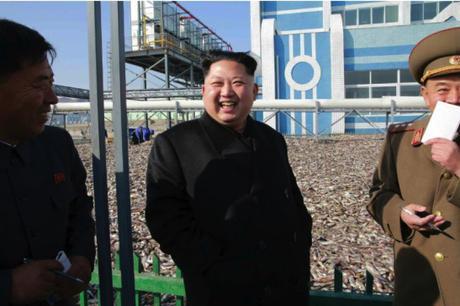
[368,26,460,306]
[368,117,460,306]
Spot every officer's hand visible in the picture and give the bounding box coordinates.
[425,138,460,176]
[55,256,91,299]
[400,204,445,231]
[10,259,62,304]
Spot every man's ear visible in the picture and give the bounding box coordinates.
[253,84,259,99]
[201,84,205,96]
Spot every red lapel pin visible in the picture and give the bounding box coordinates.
[53,172,65,184]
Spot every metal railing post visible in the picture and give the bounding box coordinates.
[110,2,135,305]
[87,3,114,305]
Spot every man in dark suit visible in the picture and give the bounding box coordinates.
[0,19,95,305]
[146,50,312,306]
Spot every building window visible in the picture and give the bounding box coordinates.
[345,71,370,85]
[372,70,397,84]
[372,86,396,98]
[339,4,399,28]
[346,88,369,98]
[385,5,398,23]
[345,69,420,98]
[372,7,384,24]
[400,69,416,83]
[411,1,453,22]
[411,3,424,21]
[345,10,357,26]
[424,2,438,19]
[401,85,420,96]
[359,8,371,25]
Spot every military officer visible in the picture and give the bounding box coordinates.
[368,26,460,306]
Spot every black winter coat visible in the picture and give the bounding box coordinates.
[146,113,312,306]
[0,126,95,306]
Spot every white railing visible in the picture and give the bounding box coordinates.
[53,97,427,113]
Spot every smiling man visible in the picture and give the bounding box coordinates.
[146,51,312,306]
[368,27,460,306]
[0,20,95,306]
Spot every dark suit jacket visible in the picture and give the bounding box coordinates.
[0,126,95,306]
[146,113,312,306]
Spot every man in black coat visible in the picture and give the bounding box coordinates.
[0,20,95,305]
[146,50,312,306]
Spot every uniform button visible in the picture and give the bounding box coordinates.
[264,286,272,296]
[28,229,38,238]
[259,240,267,250]
[433,210,442,217]
[442,172,452,179]
[434,252,445,262]
[284,188,289,199]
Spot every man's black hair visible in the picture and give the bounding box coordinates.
[0,19,56,82]
[201,50,257,77]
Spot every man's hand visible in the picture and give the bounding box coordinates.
[55,256,91,299]
[10,259,62,304]
[425,138,460,176]
[400,204,445,231]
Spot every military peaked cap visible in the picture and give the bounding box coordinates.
[409,26,460,84]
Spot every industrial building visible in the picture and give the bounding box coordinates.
[250,1,460,134]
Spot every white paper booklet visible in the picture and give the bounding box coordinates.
[421,101,460,143]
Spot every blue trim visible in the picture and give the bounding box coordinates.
[345,128,384,135]
[344,45,413,58]
[318,113,332,134]
[278,112,289,134]
[294,90,302,99]
[345,114,421,124]
[332,1,373,7]
[275,35,289,99]
[294,34,301,57]
[293,61,314,85]
[345,61,408,71]
[253,111,263,122]
[263,1,322,13]
[304,33,312,57]
[273,12,323,32]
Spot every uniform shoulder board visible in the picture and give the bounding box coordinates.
[388,123,414,134]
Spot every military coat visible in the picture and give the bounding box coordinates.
[368,117,460,306]
[146,113,312,306]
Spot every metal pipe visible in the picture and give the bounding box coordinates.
[54,97,427,113]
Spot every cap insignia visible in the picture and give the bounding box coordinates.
[449,55,460,65]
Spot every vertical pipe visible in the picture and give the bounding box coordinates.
[165,53,171,126]
[143,71,148,101]
[165,53,170,88]
[87,3,114,305]
[190,64,194,87]
[390,99,395,125]
[313,100,319,140]
[110,3,135,305]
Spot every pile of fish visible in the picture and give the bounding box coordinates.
[76,134,394,294]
